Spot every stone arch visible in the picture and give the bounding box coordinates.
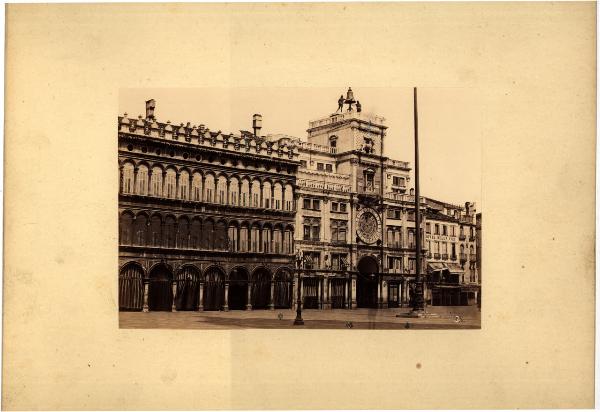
[228,267,250,310]
[148,213,162,247]
[356,255,379,309]
[274,267,293,309]
[119,262,144,311]
[148,263,173,311]
[119,210,135,245]
[176,215,190,249]
[136,164,149,195]
[174,264,201,311]
[251,267,272,309]
[203,265,226,311]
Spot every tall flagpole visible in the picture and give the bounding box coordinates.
[412,87,425,314]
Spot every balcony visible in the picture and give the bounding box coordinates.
[451,254,457,261]
[460,215,473,224]
[460,253,467,263]
[442,253,448,260]
[459,234,466,241]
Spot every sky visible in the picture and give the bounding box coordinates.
[119,87,481,209]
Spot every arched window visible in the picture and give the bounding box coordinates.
[273,227,282,254]
[250,225,260,252]
[177,217,189,248]
[165,169,176,199]
[134,213,147,246]
[217,176,227,204]
[262,181,272,209]
[178,170,189,200]
[251,180,261,208]
[136,165,148,195]
[190,218,202,249]
[150,215,162,246]
[122,163,135,194]
[240,225,249,252]
[163,216,176,248]
[262,227,272,253]
[191,173,202,201]
[204,174,215,203]
[273,183,283,210]
[215,220,227,250]
[202,219,214,250]
[284,184,294,211]
[228,224,238,251]
[119,212,134,245]
[229,177,239,206]
[150,167,163,196]
[240,179,250,207]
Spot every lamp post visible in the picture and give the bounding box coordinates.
[293,249,304,325]
[411,87,426,314]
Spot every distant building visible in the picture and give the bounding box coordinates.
[118,90,481,312]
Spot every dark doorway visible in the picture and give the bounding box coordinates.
[119,263,144,311]
[251,268,271,309]
[175,266,200,311]
[388,283,400,308]
[148,264,173,311]
[303,277,319,309]
[357,256,378,308]
[330,278,346,309]
[274,270,293,309]
[229,268,248,310]
[204,267,225,311]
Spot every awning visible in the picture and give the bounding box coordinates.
[446,263,464,274]
[427,262,446,273]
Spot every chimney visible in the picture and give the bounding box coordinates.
[252,114,262,137]
[145,99,156,121]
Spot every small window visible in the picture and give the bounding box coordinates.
[339,203,347,212]
[303,199,311,209]
[331,202,338,212]
[325,164,333,172]
[300,160,307,168]
[426,223,431,234]
[313,199,320,210]
[317,163,324,171]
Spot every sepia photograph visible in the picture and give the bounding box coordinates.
[118,87,482,329]
[4,3,594,409]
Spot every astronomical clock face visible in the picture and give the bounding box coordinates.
[356,208,381,244]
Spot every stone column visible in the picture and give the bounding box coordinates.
[171,282,177,312]
[323,277,330,309]
[351,276,357,309]
[382,280,388,307]
[269,280,275,310]
[223,282,229,311]
[198,283,204,311]
[175,171,180,199]
[246,281,253,310]
[377,277,382,309]
[133,166,138,195]
[317,278,322,309]
[143,282,149,312]
[161,170,167,197]
[119,166,124,194]
[147,169,153,196]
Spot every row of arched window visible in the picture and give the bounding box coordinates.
[120,162,295,211]
[119,211,295,254]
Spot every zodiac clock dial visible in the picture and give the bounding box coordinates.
[356,208,381,244]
